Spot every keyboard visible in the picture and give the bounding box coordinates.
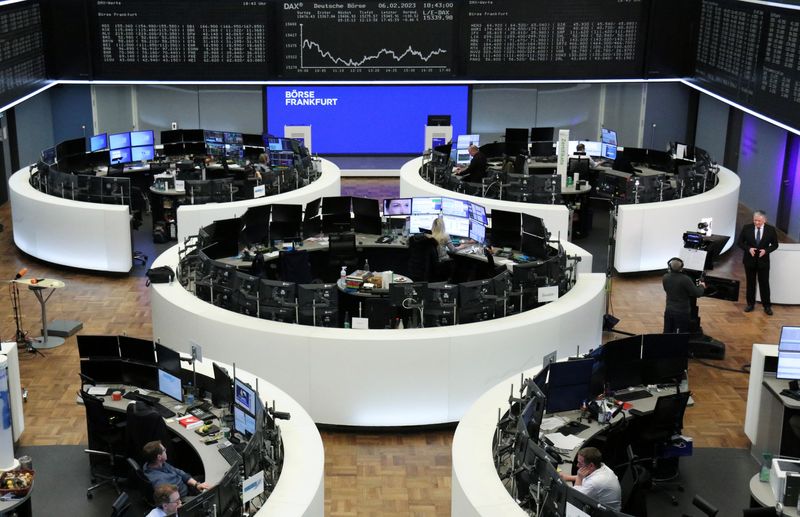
[614,389,653,402]
[218,444,241,465]
[781,389,800,401]
[123,391,176,418]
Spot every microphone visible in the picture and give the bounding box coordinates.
[14,268,28,280]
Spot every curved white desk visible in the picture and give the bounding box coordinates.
[399,157,571,247]
[613,167,740,273]
[151,244,603,427]
[9,169,133,273]
[757,244,800,305]
[176,159,341,242]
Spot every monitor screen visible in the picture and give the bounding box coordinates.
[411,197,442,215]
[211,362,233,408]
[304,198,321,220]
[234,377,257,415]
[778,326,800,380]
[601,127,618,146]
[545,359,595,414]
[109,132,131,150]
[233,405,256,436]
[90,133,108,152]
[223,131,243,144]
[131,145,155,162]
[409,214,438,233]
[321,196,351,215]
[270,204,302,224]
[352,197,379,217]
[641,333,689,385]
[469,221,486,244]
[77,335,120,359]
[602,143,618,160]
[204,130,224,144]
[456,134,480,150]
[468,202,488,225]
[441,197,470,218]
[530,127,555,141]
[156,343,182,377]
[158,368,183,402]
[442,215,469,238]
[130,130,154,147]
[119,336,155,363]
[489,209,521,249]
[122,363,158,391]
[80,359,123,384]
[383,198,412,216]
[41,147,56,164]
[601,335,643,390]
[110,148,132,165]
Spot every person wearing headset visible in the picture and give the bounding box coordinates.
[662,257,705,333]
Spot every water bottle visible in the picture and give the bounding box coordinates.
[340,266,347,282]
[364,259,370,273]
[343,311,351,329]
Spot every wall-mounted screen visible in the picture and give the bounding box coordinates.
[266,85,468,154]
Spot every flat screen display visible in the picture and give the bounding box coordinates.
[110,148,132,165]
[131,145,155,162]
[109,132,131,150]
[119,336,154,363]
[469,221,486,244]
[234,377,257,415]
[158,368,183,402]
[442,215,469,238]
[441,197,469,218]
[90,133,108,152]
[409,214,438,233]
[469,202,488,225]
[156,343,181,377]
[411,197,442,215]
[233,405,256,436]
[778,326,800,380]
[383,198,412,216]
[130,130,154,147]
[265,85,468,154]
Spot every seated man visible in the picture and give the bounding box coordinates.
[146,483,182,517]
[560,447,621,511]
[454,144,487,183]
[142,440,210,498]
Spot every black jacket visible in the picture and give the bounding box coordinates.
[458,151,488,183]
[737,223,779,266]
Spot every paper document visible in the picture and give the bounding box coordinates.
[88,386,109,396]
[544,432,584,452]
[540,416,567,432]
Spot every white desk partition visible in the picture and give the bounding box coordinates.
[9,169,133,273]
[192,357,324,517]
[757,244,800,305]
[399,157,572,248]
[176,158,341,242]
[614,167,740,273]
[151,245,604,427]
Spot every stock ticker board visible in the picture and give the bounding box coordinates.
[88,0,270,80]
[0,0,48,108]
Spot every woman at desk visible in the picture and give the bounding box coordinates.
[428,216,474,281]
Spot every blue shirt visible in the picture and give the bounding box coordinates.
[143,462,191,497]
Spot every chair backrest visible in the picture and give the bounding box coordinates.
[110,491,131,517]
[328,233,357,262]
[124,401,170,462]
[407,234,439,282]
[649,391,691,437]
[279,249,313,284]
[80,390,115,437]
[620,463,649,516]
[126,457,154,506]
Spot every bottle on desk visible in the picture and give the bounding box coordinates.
[340,266,347,282]
[343,311,351,329]
[363,259,370,273]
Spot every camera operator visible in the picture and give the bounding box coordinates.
[662,257,705,333]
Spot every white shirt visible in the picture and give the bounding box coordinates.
[145,508,168,517]
[575,463,622,510]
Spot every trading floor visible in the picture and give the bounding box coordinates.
[2,178,797,516]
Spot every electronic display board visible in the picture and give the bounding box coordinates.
[87,0,270,80]
[460,0,647,79]
[278,1,456,78]
[0,1,48,109]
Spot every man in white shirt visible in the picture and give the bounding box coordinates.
[560,446,622,510]
[145,483,182,517]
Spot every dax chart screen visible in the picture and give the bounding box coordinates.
[278,2,456,78]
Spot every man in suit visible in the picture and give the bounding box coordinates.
[737,210,779,315]
[455,144,487,183]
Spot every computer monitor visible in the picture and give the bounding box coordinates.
[411,197,442,215]
[468,201,488,225]
[297,283,338,309]
[119,336,155,363]
[427,114,451,126]
[641,333,689,385]
[211,362,233,408]
[352,197,379,217]
[269,203,302,227]
[233,404,256,436]
[234,377,257,415]
[599,335,643,391]
[441,197,469,218]
[505,128,529,156]
[41,147,56,164]
[158,368,183,402]
[322,196,351,216]
[110,148,132,165]
[442,215,470,238]
[488,209,521,249]
[77,335,120,359]
[90,133,108,152]
[131,145,155,162]
[457,279,494,323]
[530,141,555,156]
[259,279,297,308]
[469,220,485,244]
[778,326,800,380]
[545,359,595,414]
[216,466,241,515]
[601,127,618,152]
[383,198,412,216]
[122,363,158,391]
[530,127,555,142]
[389,282,428,308]
[409,214,438,234]
[80,359,123,384]
[422,282,458,327]
[156,343,182,377]
[352,198,381,234]
[130,130,154,147]
[179,487,218,517]
[521,232,548,260]
[520,385,546,440]
[109,132,131,150]
[209,217,242,259]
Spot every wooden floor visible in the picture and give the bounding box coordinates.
[0,187,796,516]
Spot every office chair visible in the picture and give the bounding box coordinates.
[407,234,440,282]
[279,249,313,284]
[80,390,127,498]
[638,391,692,505]
[681,494,718,516]
[328,232,359,281]
[110,491,131,517]
[124,401,171,463]
[619,446,650,517]
[126,457,154,507]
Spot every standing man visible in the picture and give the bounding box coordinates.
[738,210,779,315]
[560,447,622,511]
[662,257,705,333]
[455,144,487,182]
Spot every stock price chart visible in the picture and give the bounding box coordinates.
[279,2,456,78]
[461,0,647,79]
[89,0,270,80]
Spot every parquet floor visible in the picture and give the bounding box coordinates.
[0,181,796,516]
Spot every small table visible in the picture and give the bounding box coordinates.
[0,479,33,516]
[336,273,411,297]
[750,473,794,515]
[16,278,66,349]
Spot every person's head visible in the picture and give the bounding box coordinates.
[258,153,269,165]
[431,216,449,244]
[385,198,411,215]
[577,447,603,473]
[143,440,166,465]
[468,144,479,157]
[576,143,586,153]
[153,483,181,514]
[753,210,767,229]
[667,257,683,273]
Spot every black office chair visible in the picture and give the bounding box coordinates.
[681,495,718,516]
[637,391,692,505]
[124,401,171,463]
[126,457,154,507]
[619,446,650,517]
[80,390,127,498]
[110,491,131,517]
[328,232,359,281]
[279,249,313,284]
[407,234,439,282]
